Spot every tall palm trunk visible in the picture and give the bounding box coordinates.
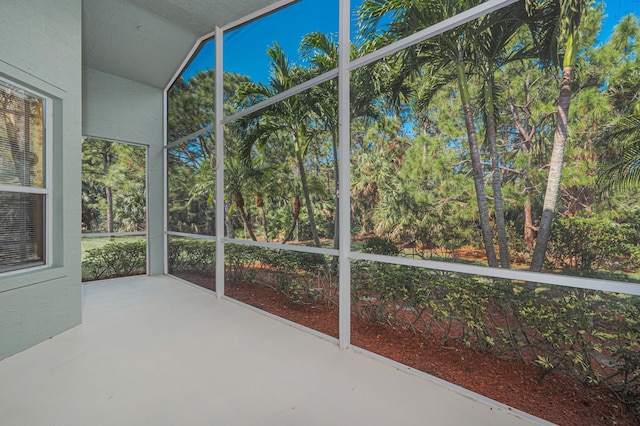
[530,66,573,271]
[510,73,536,250]
[296,149,321,247]
[457,62,499,268]
[255,194,268,241]
[102,150,114,233]
[484,78,510,268]
[524,200,534,249]
[235,191,257,241]
[283,195,301,243]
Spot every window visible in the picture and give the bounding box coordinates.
[0,78,50,273]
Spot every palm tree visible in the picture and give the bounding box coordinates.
[359,0,536,267]
[597,15,640,194]
[300,31,382,250]
[234,45,322,246]
[224,155,258,241]
[351,148,398,236]
[529,0,590,272]
[599,115,640,191]
[472,9,540,268]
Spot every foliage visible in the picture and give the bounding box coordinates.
[546,216,637,276]
[261,250,330,304]
[82,139,146,233]
[224,244,261,283]
[361,236,400,256]
[225,244,332,305]
[160,3,640,420]
[349,260,640,415]
[158,2,640,281]
[166,234,640,416]
[168,238,216,274]
[600,115,640,192]
[352,261,429,325]
[82,241,146,281]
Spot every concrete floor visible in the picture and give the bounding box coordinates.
[0,276,548,426]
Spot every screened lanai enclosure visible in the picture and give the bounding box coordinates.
[142,0,640,423]
[157,0,640,423]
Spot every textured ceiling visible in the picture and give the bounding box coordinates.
[83,0,287,89]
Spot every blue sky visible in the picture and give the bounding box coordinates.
[181,0,363,82]
[598,0,640,43]
[180,0,639,84]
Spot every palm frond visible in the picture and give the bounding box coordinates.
[598,115,640,192]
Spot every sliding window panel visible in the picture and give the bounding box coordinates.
[0,76,49,274]
[0,94,45,188]
[0,192,45,272]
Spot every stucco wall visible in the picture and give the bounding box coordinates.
[82,68,165,276]
[0,0,83,360]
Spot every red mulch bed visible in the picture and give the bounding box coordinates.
[173,271,638,426]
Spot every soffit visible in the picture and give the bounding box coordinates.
[83,0,285,89]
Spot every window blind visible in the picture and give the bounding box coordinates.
[0,79,47,273]
[0,192,45,271]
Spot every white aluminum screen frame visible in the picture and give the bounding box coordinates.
[163,0,640,353]
[79,137,150,276]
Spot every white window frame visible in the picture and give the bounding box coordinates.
[0,76,53,275]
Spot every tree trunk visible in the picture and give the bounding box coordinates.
[283,196,301,244]
[509,74,536,251]
[457,63,498,267]
[234,191,257,241]
[255,194,268,242]
[484,79,510,268]
[102,150,114,233]
[224,200,234,237]
[530,66,574,272]
[524,200,534,250]
[296,151,321,247]
[105,186,114,233]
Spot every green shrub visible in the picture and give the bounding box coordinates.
[350,261,640,418]
[362,236,400,256]
[168,238,216,274]
[351,260,431,326]
[82,241,146,281]
[225,244,261,283]
[546,216,636,275]
[261,250,328,304]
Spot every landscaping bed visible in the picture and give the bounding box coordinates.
[179,270,638,426]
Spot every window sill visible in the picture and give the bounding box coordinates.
[0,266,69,294]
